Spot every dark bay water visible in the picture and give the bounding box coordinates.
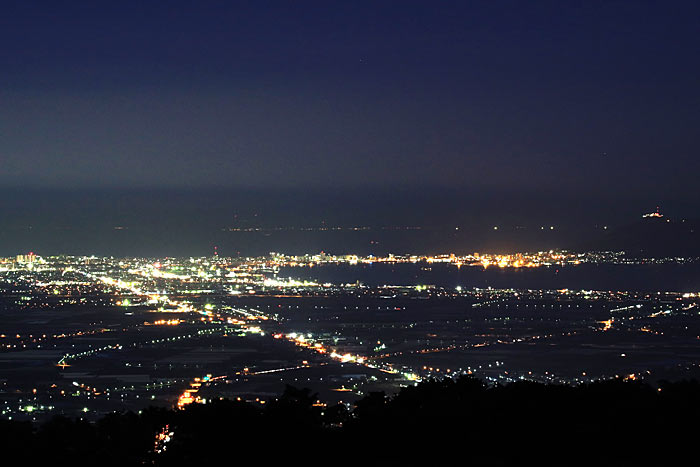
[280,262,700,292]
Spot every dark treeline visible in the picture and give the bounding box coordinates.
[2,377,699,466]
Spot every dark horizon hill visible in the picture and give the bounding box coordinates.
[576,214,700,257]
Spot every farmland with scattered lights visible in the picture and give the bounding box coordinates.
[1,253,700,422]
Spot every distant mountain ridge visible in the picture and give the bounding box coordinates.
[577,216,700,257]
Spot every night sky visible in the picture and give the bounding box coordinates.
[1,1,699,255]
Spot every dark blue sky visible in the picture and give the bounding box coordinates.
[1,1,699,220]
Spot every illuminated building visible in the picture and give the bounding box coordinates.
[16,252,39,264]
[642,207,663,218]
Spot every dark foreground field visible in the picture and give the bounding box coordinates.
[2,377,698,466]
